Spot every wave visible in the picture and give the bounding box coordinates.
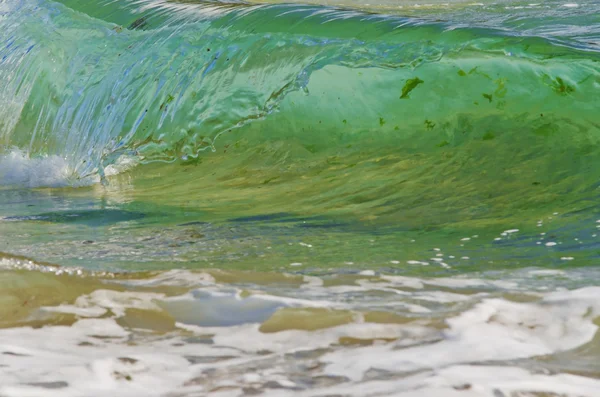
[1,0,599,186]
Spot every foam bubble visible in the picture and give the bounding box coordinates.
[1,269,600,396]
[324,288,600,381]
[0,149,137,188]
[0,150,82,188]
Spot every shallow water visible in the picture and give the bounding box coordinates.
[3,253,600,396]
[1,0,600,395]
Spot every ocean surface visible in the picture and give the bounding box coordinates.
[1,0,600,395]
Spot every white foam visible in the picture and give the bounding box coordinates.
[407,260,429,266]
[43,290,165,318]
[179,321,436,354]
[0,149,137,188]
[117,269,216,287]
[293,365,600,397]
[529,269,564,276]
[324,287,600,381]
[0,150,83,188]
[0,319,195,397]
[1,270,600,396]
[358,270,376,276]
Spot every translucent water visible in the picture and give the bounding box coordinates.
[1,0,600,395]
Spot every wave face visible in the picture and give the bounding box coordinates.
[1,0,599,181]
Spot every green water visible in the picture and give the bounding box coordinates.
[1,0,600,395]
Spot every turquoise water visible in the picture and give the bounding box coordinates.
[1,0,600,395]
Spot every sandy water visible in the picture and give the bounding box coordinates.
[2,251,600,397]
